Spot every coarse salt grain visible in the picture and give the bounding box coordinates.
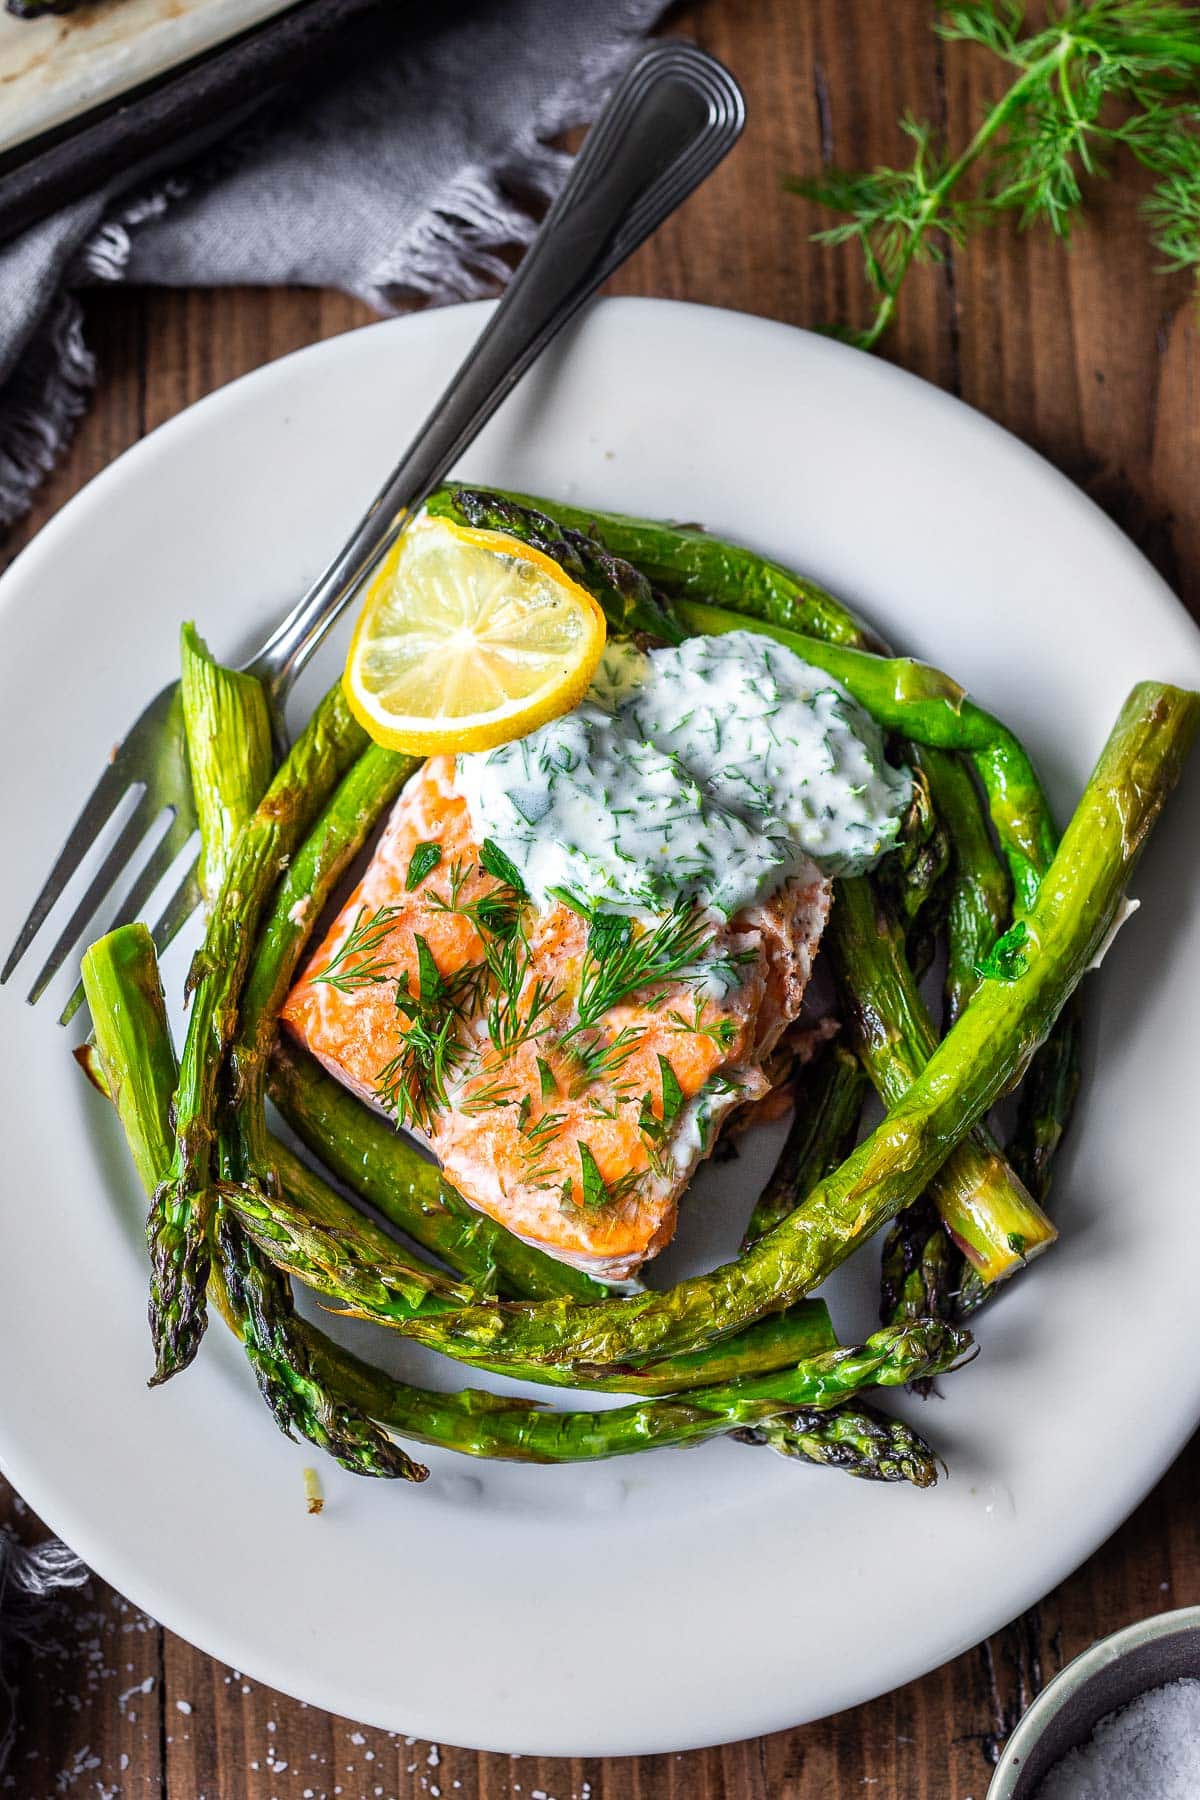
[1035,1677,1200,1799]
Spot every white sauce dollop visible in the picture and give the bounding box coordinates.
[455,630,911,918]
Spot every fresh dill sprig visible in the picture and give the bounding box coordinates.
[310,904,404,993]
[637,1055,687,1177]
[570,898,718,1031]
[482,926,560,1055]
[566,1024,646,1097]
[374,935,480,1131]
[458,1069,520,1115]
[584,1095,626,1121]
[1137,104,1200,267]
[429,858,523,942]
[667,994,739,1053]
[789,1,1200,349]
[429,851,561,1056]
[516,1097,568,1169]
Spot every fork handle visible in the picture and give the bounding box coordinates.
[245,41,744,704]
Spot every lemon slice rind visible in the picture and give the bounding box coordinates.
[343,515,607,755]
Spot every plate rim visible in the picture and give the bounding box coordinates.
[1,295,1198,1756]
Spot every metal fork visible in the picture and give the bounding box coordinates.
[0,42,744,1025]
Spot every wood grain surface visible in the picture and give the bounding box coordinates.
[2,2,1198,1796]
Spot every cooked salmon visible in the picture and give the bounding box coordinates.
[282,757,831,1279]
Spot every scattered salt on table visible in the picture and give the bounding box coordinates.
[1035,1677,1200,1799]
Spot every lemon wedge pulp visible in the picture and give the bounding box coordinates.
[343,514,607,755]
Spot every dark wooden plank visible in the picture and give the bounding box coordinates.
[0,1483,164,1797]
[3,1,1199,1796]
[935,2,1200,617]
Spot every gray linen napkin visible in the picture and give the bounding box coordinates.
[0,0,668,530]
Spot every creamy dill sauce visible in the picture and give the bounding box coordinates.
[455,631,911,919]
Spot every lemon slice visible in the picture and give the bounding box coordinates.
[343,514,607,754]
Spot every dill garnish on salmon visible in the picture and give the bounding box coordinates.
[284,631,910,1278]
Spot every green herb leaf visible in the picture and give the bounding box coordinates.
[577,1140,609,1209]
[536,1055,557,1101]
[976,920,1029,982]
[413,935,444,1008]
[406,842,442,890]
[479,838,528,897]
[658,1054,685,1128]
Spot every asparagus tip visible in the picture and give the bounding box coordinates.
[146,1195,212,1385]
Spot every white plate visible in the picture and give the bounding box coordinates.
[1,299,1198,1757]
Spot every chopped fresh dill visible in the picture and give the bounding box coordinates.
[584,1095,624,1122]
[518,1103,568,1163]
[459,1069,520,1115]
[428,851,561,1059]
[429,862,522,942]
[482,925,560,1055]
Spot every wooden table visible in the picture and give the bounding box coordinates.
[3,2,1198,1795]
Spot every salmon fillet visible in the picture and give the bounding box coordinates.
[283,757,831,1280]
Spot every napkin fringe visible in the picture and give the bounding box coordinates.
[0,1527,89,1777]
[0,298,96,531]
[0,9,662,533]
[78,184,190,287]
[363,16,650,309]
[366,141,567,307]
[0,184,191,530]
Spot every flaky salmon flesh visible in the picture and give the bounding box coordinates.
[283,757,831,1280]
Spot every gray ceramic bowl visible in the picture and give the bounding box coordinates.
[987,1607,1200,1798]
